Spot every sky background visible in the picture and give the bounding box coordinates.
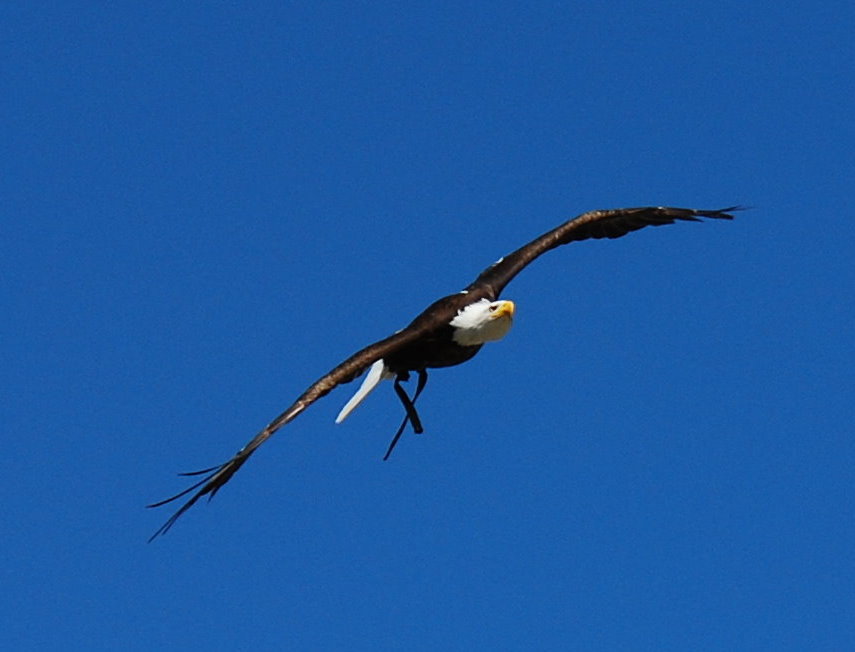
[3,2,854,650]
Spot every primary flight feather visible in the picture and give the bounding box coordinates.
[148,205,740,540]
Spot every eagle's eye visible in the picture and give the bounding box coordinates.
[489,304,497,312]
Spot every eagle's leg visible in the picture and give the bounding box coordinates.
[398,370,427,433]
[383,370,429,461]
[410,368,428,427]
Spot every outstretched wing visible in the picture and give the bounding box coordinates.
[466,206,742,298]
[147,324,432,540]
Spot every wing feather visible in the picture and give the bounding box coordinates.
[147,324,431,540]
[466,206,742,298]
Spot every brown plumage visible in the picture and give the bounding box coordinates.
[148,205,740,540]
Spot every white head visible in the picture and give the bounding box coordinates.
[450,298,515,346]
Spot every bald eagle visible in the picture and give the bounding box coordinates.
[149,205,739,539]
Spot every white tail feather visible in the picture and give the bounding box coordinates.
[335,359,391,423]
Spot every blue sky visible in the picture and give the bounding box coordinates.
[3,2,854,650]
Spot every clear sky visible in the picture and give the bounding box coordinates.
[3,2,854,650]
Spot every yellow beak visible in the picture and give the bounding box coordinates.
[492,300,515,319]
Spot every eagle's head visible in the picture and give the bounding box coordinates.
[450,298,515,346]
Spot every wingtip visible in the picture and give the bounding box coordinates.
[145,458,238,541]
[690,205,747,221]
[715,205,751,216]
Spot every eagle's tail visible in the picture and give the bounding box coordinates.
[335,358,391,423]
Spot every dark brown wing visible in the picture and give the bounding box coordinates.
[466,206,742,299]
[147,322,437,540]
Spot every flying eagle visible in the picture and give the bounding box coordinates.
[149,205,739,539]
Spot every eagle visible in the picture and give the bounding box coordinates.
[148,205,739,539]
